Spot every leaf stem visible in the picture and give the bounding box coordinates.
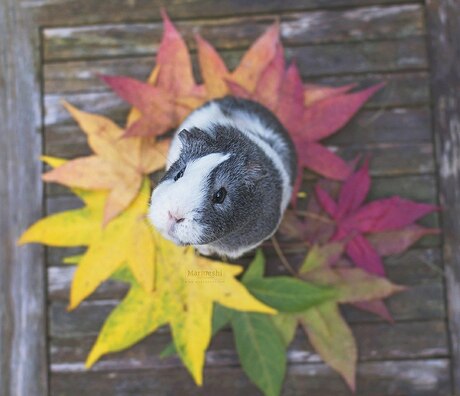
[296,210,333,224]
[270,236,297,276]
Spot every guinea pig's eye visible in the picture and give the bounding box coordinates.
[174,168,185,182]
[212,187,227,204]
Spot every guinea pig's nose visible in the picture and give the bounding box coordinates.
[168,210,185,224]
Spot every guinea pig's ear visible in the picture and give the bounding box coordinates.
[178,128,211,145]
[242,160,268,186]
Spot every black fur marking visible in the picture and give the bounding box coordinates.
[162,96,297,254]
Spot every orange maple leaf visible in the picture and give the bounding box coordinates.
[43,102,169,224]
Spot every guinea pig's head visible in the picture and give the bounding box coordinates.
[148,126,267,246]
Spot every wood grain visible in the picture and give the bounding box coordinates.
[47,279,445,335]
[43,107,432,160]
[44,70,429,130]
[46,242,445,338]
[49,320,448,369]
[49,359,450,396]
[42,5,424,61]
[44,57,430,106]
[47,244,443,293]
[426,0,460,394]
[42,36,428,88]
[0,0,48,395]
[5,0,451,394]
[27,0,424,27]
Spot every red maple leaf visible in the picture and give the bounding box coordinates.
[100,10,202,137]
[314,160,438,276]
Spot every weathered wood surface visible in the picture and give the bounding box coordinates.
[50,359,450,396]
[426,0,460,394]
[42,37,427,92]
[42,106,432,163]
[47,247,444,322]
[50,320,448,367]
[42,5,424,61]
[26,0,424,26]
[21,0,455,394]
[0,0,48,395]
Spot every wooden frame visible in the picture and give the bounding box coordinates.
[0,0,47,394]
[1,0,458,394]
[426,0,460,394]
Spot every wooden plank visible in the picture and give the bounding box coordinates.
[43,106,432,161]
[43,35,429,125]
[44,71,429,133]
[42,5,424,61]
[47,245,445,339]
[44,59,430,110]
[334,142,434,176]
[291,37,426,77]
[47,258,445,322]
[426,0,460,394]
[48,279,445,333]
[49,359,450,396]
[317,72,430,108]
[48,246,444,293]
[49,320,448,369]
[0,1,48,395]
[293,143,435,180]
[27,0,424,27]
[326,107,432,145]
[42,36,428,102]
[48,278,444,334]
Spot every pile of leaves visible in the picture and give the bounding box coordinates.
[20,11,438,395]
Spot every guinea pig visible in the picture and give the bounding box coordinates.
[148,96,297,259]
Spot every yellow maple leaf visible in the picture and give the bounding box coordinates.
[69,177,155,308]
[19,157,156,305]
[18,157,106,246]
[86,235,275,385]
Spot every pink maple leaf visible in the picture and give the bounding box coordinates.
[315,161,438,275]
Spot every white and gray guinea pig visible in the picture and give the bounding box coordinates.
[148,96,297,259]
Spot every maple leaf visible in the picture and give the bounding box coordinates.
[367,225,440,256]
[225,39,382,188]
[303,83,356,107]
[164,250,336,396]
[99,75,177,138]
[279,181,432,322]
[42,103,169,223]
[19,157,105,247]
[267,245,403,390]
[314,161,438,275]
[195,33,229,99]
[101,10,201,137]
[299,302,357,390]
[103,15,281,137]
[86,238,275,386]
[20,158,156,304]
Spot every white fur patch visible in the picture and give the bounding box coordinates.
[149,152,230,244]
[168,101,293,211]
[166,103,224,168]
